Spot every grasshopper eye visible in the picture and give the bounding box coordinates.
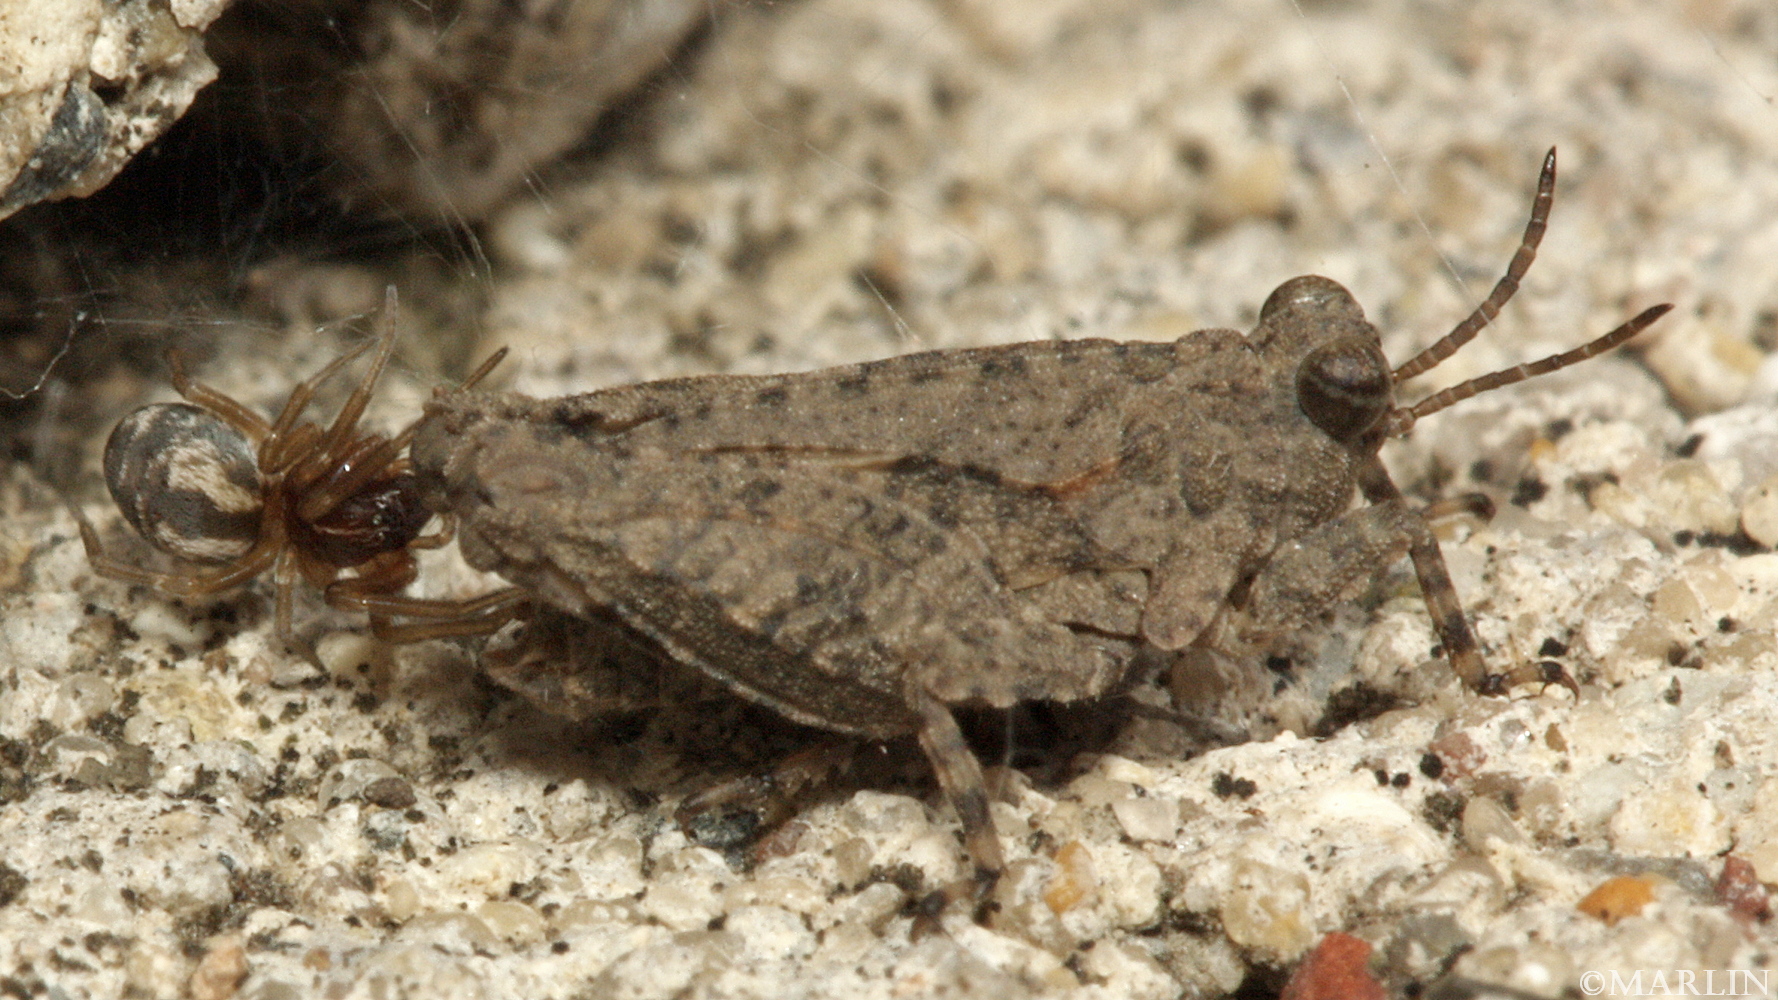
[103,402,266,564]
[1296,340,1391,443]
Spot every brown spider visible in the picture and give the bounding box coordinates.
[77,288,527,647]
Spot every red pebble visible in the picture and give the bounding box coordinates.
[1279,932,1387,1000]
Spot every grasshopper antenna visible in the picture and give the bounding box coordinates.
[1392,148,1557,383]
[1385,303,1673,436]
[1382,147,1673,436]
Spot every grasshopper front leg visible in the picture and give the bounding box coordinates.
[1243,454,1565,695]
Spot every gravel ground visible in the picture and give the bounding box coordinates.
[2,0,1776,997]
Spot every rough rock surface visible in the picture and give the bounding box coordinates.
[3,0,1777,997]
[206,0,710,223]
[0,0,226,221]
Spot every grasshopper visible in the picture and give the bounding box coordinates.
[408,149,1670,880]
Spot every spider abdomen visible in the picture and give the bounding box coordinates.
[103,403,265,564]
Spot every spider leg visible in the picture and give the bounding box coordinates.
[295,434,407,523]
[166,349,274,443]
[406,516,454,551]
[263,427,324,479]
[336,584,531,643]
[368,597,530,643]
[320,549,527,642]
[341,549,420,593]
[308,287,403,471]
[272,548,303,645]
[259,315,386,471]
[74,502,281,597]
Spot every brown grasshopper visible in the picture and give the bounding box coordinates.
[408,149,1670,880]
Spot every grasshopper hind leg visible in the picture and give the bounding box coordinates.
[911,688,1006,883]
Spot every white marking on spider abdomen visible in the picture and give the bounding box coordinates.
[104,403,265,563]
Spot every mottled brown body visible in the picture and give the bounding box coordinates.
[416,291,1373,725]
[408,150,1670,878]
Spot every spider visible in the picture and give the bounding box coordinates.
[76,288,528,648]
